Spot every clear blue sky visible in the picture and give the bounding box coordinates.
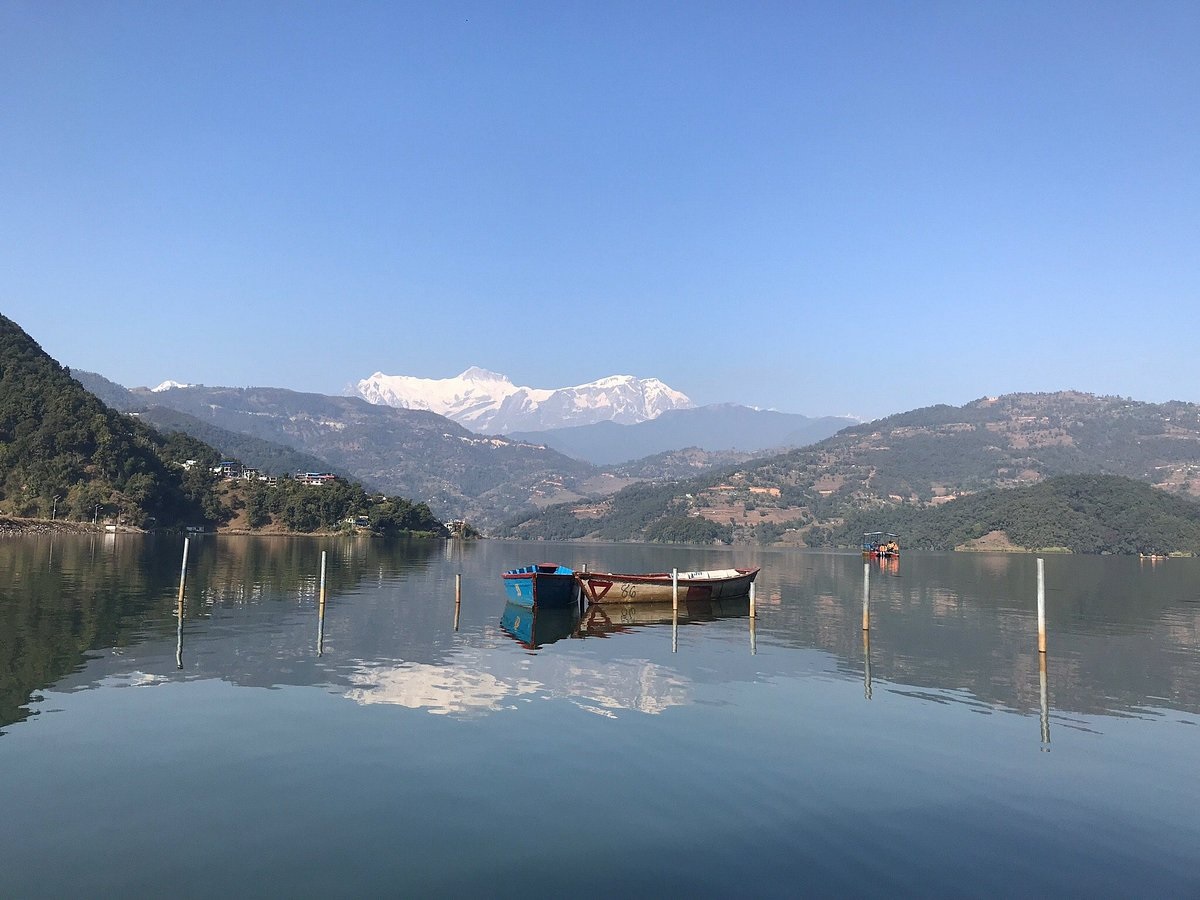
[3,1,1197,421]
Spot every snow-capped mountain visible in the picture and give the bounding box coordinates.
[353,367,693,434]
[151,380,193,392]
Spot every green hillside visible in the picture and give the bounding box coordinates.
[829,475,1200,555]
[0,315,218,526]
[0,316,448,536]
[499,392,1200,548]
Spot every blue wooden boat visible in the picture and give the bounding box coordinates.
[502,563,577,609]
[500,601,578,649]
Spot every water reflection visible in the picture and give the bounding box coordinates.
[580,596,750,635]
[1040,652,1051,749]
[499,601,578,649]
[2,538,1199,733]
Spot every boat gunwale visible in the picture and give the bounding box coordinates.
[575,566,760,586]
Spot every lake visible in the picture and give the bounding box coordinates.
[1,535,1198,897]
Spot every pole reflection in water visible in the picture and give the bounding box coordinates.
[750,616,757,656]
[317,550,328,657]
[175,600,183,672]
[176,538,189,670]
[672,605,678,654]
[862,562,870,631]
[1039,652,1051,749]
[863,630,872,701]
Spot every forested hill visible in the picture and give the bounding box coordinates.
[0,315,217,526]
[832,475,1200,554]
[499,391,1200,546]
[0,320,447,535]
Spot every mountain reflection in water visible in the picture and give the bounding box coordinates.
[2,537,1198,728]
[2,537,1199,897]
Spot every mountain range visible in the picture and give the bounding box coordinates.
[73,375,601,528]
[74,368,853,528]
[63,357,1200,550]
[500,391,1200,545]
[353,367,693,434]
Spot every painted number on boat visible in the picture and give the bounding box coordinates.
[620,582,637,600]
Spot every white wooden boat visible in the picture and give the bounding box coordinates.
[576,567,759,604]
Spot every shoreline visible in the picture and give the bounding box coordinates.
[0,517,450,539]
[0,517,131,536]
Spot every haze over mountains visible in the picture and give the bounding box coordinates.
[511,404,857,466]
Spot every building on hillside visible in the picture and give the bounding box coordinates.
[217,460,243,479]
[295,472,336,486]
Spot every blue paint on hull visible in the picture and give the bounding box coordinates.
[502,564,577,609]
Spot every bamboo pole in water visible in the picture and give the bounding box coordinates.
[862,561,870,631]
[1037,557,1046,653]
[177,537,190,606]
[319,550,328,608]
[749,581,756,619]
[454,573,462,631]
[672,568,679,613]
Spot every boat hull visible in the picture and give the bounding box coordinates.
[576,568,759,604]
[502,564,577,609]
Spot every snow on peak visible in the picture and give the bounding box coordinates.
[354,368,693,433]
[459,366,511,384]
[151,380,192,392]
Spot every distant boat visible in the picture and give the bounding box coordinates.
[502,563,578,609]
[500,601,578,648]
[862,532,900,558]
[576,568,759,604]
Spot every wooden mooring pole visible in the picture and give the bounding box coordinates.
[454,573,462,631]
[749,581,756,619]
[672,568,679,613]
[317,550,328,655]
[319,550,328,609]
[1037,557,1046,653]
[177,537,190,607]
[862,561,870,631]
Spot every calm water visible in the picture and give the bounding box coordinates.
[1,535,1198,898]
